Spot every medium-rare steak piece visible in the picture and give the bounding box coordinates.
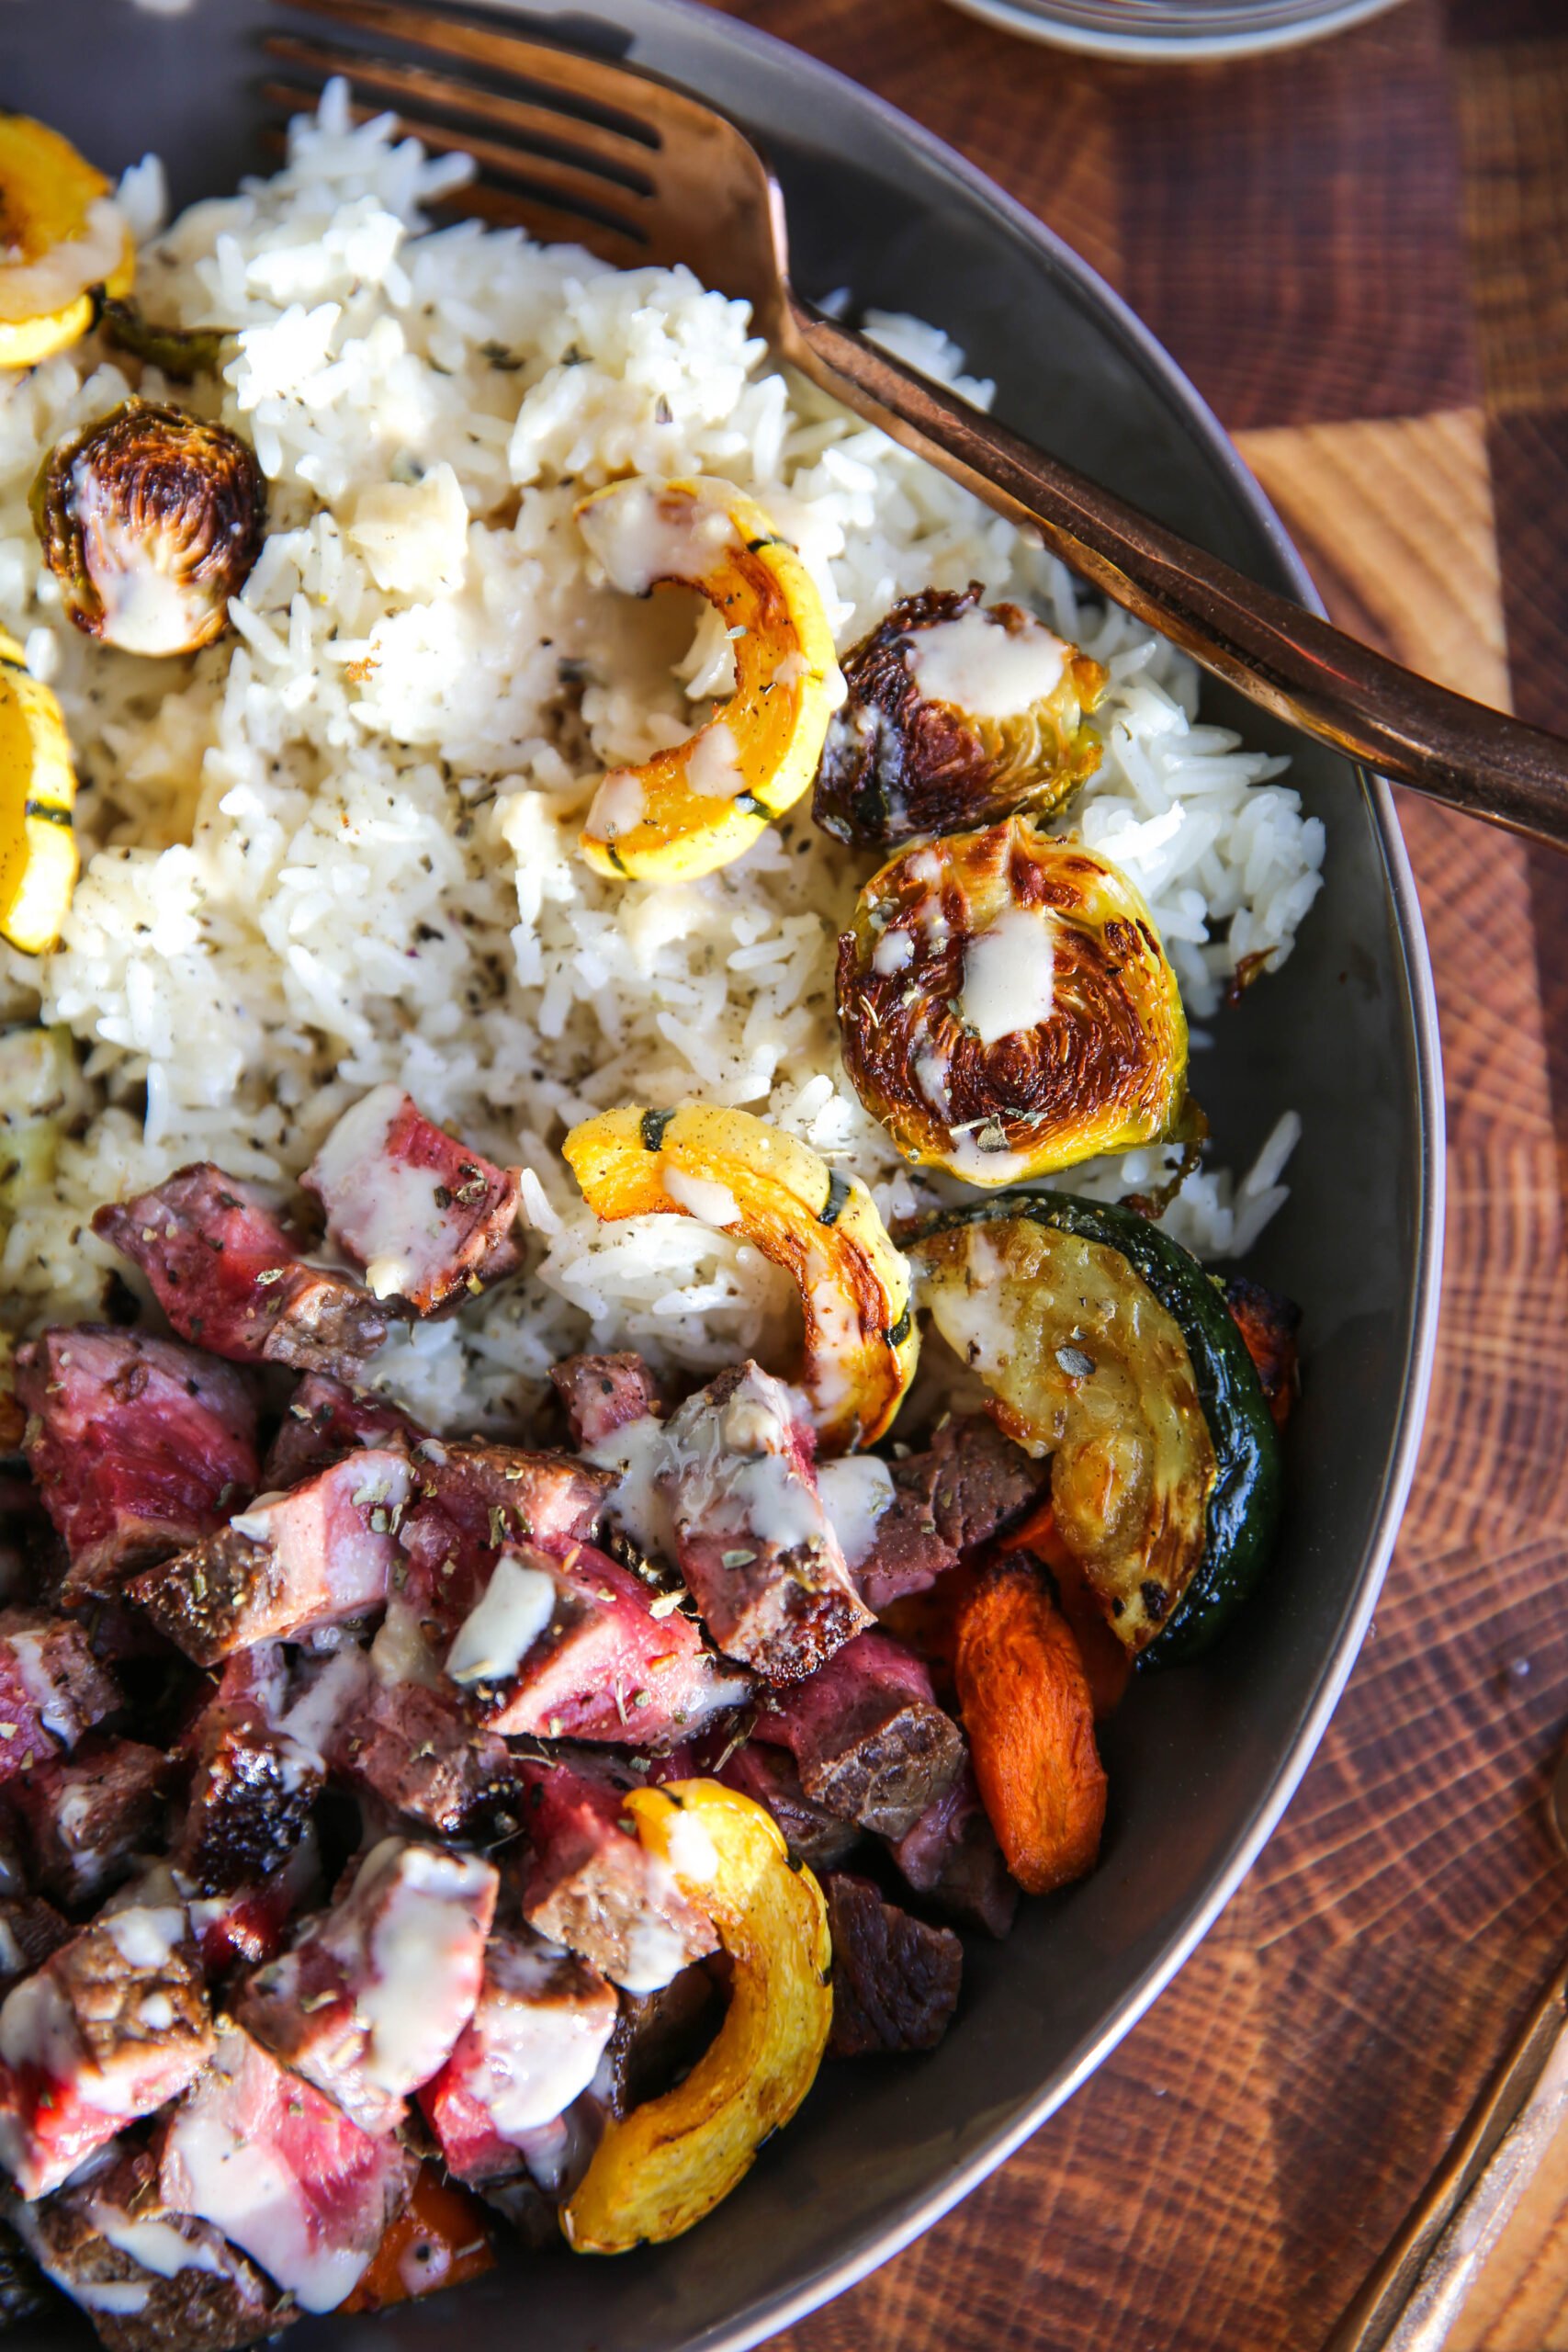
[330,1617,518,1839]
[161,2019,412,2315]
[186,1831,321,1978]
[603,1958,727,2117]
[824,1873,963,2057]
[658,1363,873,1686]
[302,1086,524,1316]
[420,1928,617,2184]
[0,1896,213,2197]
[395,1438,614,1635]
[753,1629,965,1840]
[548,1352,664,1452]
[519,1758,718,1994]
[92,1166,387,1377]
[17,1329,261,1605]
[0,1610,118,1785]
[236,1837,498,2135]
[0,1896,70,1996]
[261,1372,425,1492]
[173,1668,322,1895]
[446,1541,748,1747]
[14,2141,296,2352]
[128,1449,412,1665]
[854,1413,1049,1611]
[11,1737,168,1909]
[886,1764,1018,1940]
[718,1745,863,1871]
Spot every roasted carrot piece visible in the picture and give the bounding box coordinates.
[998,1500,1132,1723]
[1223,1275,1301,1430]
[343,2164,495,2313]
[954,1560,1108,1895]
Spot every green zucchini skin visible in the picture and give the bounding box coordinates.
[905,1191,1284,1662]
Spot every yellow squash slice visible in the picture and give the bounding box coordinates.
[0,117,134,369]
[0,628,79,954]
[561,1780,832,2253]
[575,477,843,882]
[562,1102,919,1453]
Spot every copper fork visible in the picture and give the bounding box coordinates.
[265,0,1568,851]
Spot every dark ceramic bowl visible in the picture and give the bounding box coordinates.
[6,5,1443,2346]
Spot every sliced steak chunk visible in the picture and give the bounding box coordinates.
[0,1897,71,1996]
[261,1372,424,1492]
[11,1737,168,1909]
[173,1677,322,1896]
[718,1744,863,1871]
[331,1621,518,1840]
[0,1611,119,1784]
[302,1088,524,1317]
[161,2019,412,2316]
[186,1831,321,1978]
[658,1363,872,1686]
[753,1629,965,1840]
[236,1837,497,2135]
[886,1764,1017,1940]
[824,1873,962,2057]
[13,2141,296,2352]
[128,1448,412,1665]
[92,1166,386,1377]
[0,1897,212,2197]
[394,1438,613,1638]
[519,1758,717,1994]
[548,1353,664,1453]
[603,1959,727,2118]
[17,1329,261,1606]
[446,1541,748,1747]
[419,1928,617,2184]
[855,1414,1049,1611]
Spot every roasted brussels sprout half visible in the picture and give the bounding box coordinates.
[31,399,266,657]
[836,816,1189,1184]
[0,116,134,370]
[811,583,1105,849]
[0,628,79,956]
[906,1192,1283,1660]
[575,477,843,882]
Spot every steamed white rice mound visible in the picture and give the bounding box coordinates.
[0,89,1324,1431]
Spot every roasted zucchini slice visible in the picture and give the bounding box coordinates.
[812,583,1106,848]
[562,1103,918,1452]
[575,478,843,882]
[0,628,79,955]
[836,817,1189,1185]
[907,1193,1282,1660]
[560,1779,832,2252]
[0,116,134,370]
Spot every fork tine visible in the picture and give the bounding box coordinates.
[274,0,663,145]
[262,77,651,256]
[263,31,657,194]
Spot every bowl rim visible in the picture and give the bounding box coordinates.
[604,1,1445,2338]
[934,0,1409,62]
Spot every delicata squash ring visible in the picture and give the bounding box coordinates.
[0,116,134,370]
[562,1103,919,1453]
[561,1780,832,2253]
[575,477,843,882]
[0,626,79,955]
[837,815,1190,1184]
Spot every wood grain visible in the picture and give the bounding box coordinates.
[698,0,1568,2346]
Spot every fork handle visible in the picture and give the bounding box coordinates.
[785,300,1568,852]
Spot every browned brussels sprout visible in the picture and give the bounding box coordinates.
[835,816,1189,1184]
[31,399,266,657]
[811,584,1106,849]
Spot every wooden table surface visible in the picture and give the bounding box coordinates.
[704,1,1568,2346]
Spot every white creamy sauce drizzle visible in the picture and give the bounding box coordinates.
[683,718,745,802]
[346,462,468,598]
[369,1599,440,1690]
[661,1810,719,1888]
[354,1843,493,2093]
[662,1165,741,1228]
[309,1085,460,1302]
[446,1555,558,1687]
[279,1645,367,1756]
[582,1412,676,1559]
[138,1994,175,2031]
[90,2206,226,2282]
[959,906,1057,1044]
[588,769,646,842]
[578,479,738,595]
[6,1627,75,1742]
[908,606,1066,717]
[164,2098,367,2314]
[871,928,915,977]
[83,527,203,660]
[615,1904,692,1997]
[815,1455,896,1569]
[477,1939,616,2137]
[0,198,126,322]
[921,1227,1018,1375]
[662,1367,833,1556]
[103,1904,186,1974]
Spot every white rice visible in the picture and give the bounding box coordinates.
[0,89,1325,1430]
